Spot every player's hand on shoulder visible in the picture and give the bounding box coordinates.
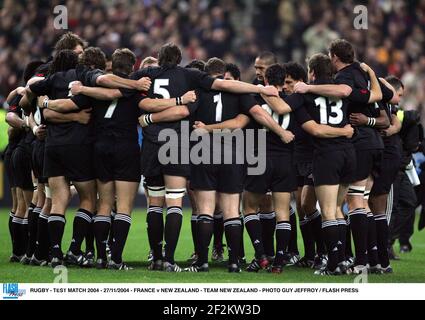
[182,91,197,104]
[280,130,295,144]
[137,77,152,92]
[70,81,83,95]
[294,82,309,94]
[343,124,354,138]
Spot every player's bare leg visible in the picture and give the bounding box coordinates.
[270,192,291,273]
[163,175,187,272]
[219,193,242,272]
[315,185,341,274]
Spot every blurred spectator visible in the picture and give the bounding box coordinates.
[0,0,424,125]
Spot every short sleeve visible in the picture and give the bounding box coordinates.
[30,77,51,96]
[7,94,23,114]
[239,94,257,115]
[185,69,215,90]
[79,68,105,87]
[71,94,93,110]
[284,93,305,111]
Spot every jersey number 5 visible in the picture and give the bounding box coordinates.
[315,97,343,125]
[154,79,171,99]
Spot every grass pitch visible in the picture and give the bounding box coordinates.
[0,209,424,283]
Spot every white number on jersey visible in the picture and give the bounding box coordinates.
[315,97,343,125]
[154,79,170,99]
[104,99,118,119]
[261,104,290,130]
[214,93,223,122]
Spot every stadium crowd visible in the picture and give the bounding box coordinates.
[1,0,425,121]
[1,0,424,276]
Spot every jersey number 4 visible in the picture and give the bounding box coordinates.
[315,97,343,125]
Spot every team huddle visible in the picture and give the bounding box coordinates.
[5,32,406,275]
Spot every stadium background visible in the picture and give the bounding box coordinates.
[1,0,425,206]
[0,0,424,283]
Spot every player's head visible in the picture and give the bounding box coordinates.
[386,75,405,99]
[225,63,241,81]
[307,53,332,83]
[264,64,286,89]
[23,61,45,83]
[158,43,182,67]
[185,59,206,72]
[112,48,136,76]
[54,32,87,56]
[79,47,106,70]
[140,56,159,69]
[205,58,226,77]
[282,62,307,94]
[49,49,79,74]
[328,39,355,70]
[255,52,277,82]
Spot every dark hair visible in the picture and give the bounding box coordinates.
[23,60,44,83]
[385,76,404,91]
[205,57,226,76]
[49,50,78,74]
[308,53,333,79]
[54,32,87,52]
[329,39,355,64]
[265,64,286,86]
[158,43,182,66]
[257,51,278,65]
[112,48,136,75]
[283,62,307,82]
[185,59,206,71]
[225,63,241,80]
[79,47,106,70]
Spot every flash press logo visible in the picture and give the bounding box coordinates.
[3,283,26,299]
